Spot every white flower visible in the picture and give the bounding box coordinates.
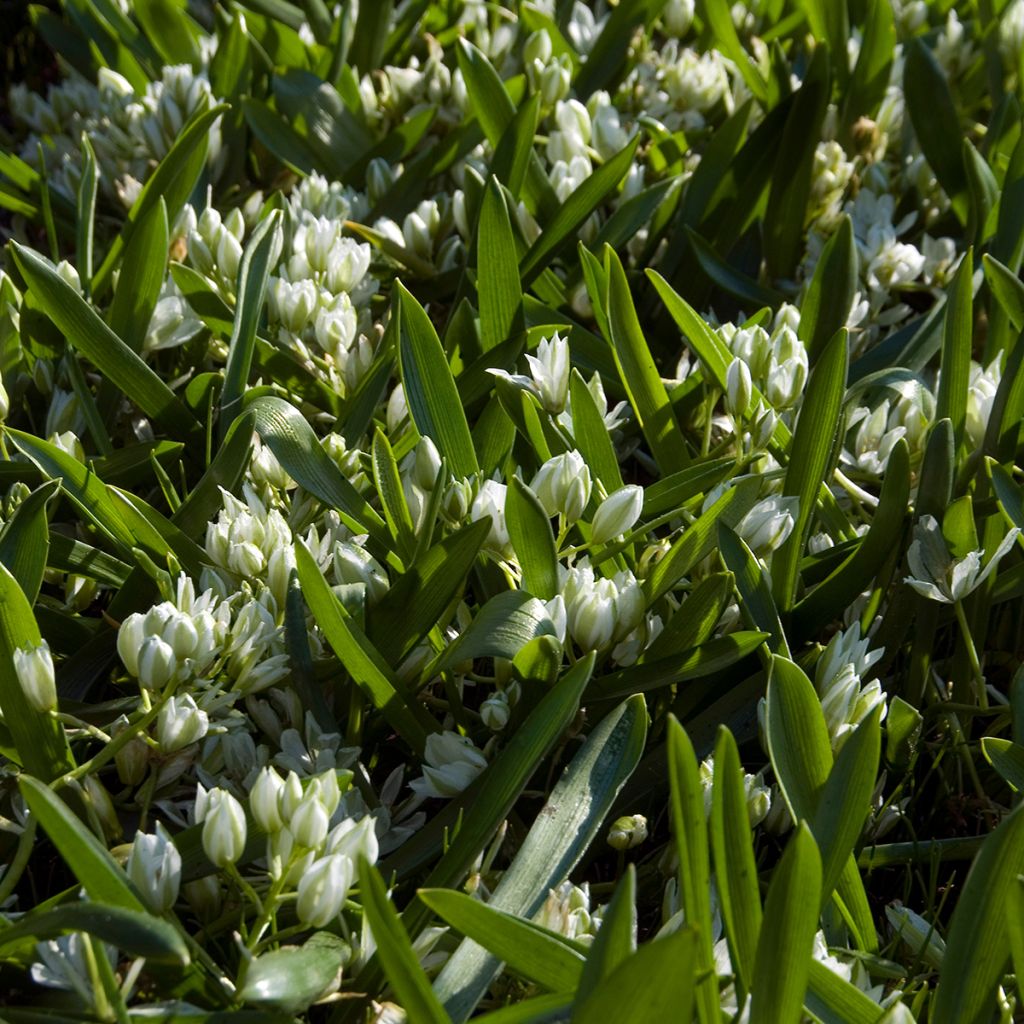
[736,495,799,558]
[410,731,487,799]
[591,485,644,544]
[249,766,286,834]
[13,640,56,713]
[725,357,752,419]
[471,479,512,555]
[127,822,181,912]
[904,515,1020,604]
[531,450,592,522]
[201,789,247,868]
[156,694,208,753]
[296,854,353,928]
[525,332,571,413]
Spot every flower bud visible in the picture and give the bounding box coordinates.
[127,822,181,912]
[568,577,617,650]
[279,770,304,821]
[290,795,330,849]
[326,816,379,865]
[590,485,643,545]
[111,714,150,785]
[136,635,177,691]
[480,692,511,731]
[607,814,649,850]
[13,640,56,713]
[296,854,353,928]
[249,766,286,834]
[736,495,798,558]
[413,436,443,491]
[0,372,9,423]
[531,451,592,523]
[156,694,209,753]
[201,789,247,867]
[725,357,752,419]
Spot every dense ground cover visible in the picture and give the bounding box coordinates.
[1,0,1024,1020]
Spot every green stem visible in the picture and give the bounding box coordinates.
[0,819,36,907]
[954,599,987,708]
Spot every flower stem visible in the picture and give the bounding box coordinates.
[953,600,987,708]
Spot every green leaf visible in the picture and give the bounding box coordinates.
[248,396,387,542]
[433,695,648,1022]
[718,523,788,657]
[75,134,98,295]
[238,933,348,1014]
[935,250,973,448]
[667,718,720,1024]
[10,244,200,442]
[398,281,479,479]
[749,824,822,1024]
[19,777,142,910]
[367,519,488,666]
[605,247,688,474]
[772,328,848,611]
[507,476,559,600]
[568,368,624,493]
[904,38,968,222]
[981,737,1024,791]
[710,727,762,992]
[221,210,283,433]
[134,0,202,65]
[92,104,226,297]
[520,138,640,286]
[0,479,60,605]
[418,889,585,992]
[806,959,887,1024]
[478,179,524,352]
[295,540,435,755]
[983,253,1024,331]
[0,902,189,964]
[700,0,768,102]
[841,0,894,128]
[575,866,636,1006]
[0,563,74,781]
[361,859,453,1024]
[933,803,1024,1024]
[571,928,697,1024]
[811,710,881,903]
[799,216,857,363]
[764,46,830,281]
[686,227,783,310]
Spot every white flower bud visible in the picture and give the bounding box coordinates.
[13,640,56,713]
[568,577,617,650]
[736,495,799,558]
[725,357,752,419]
[607,814,648,850]
[325,816,379,865]
[279,770,304,821]
[413,436,443,491]
[296,854,353,928]
[531,451,592,522]
[136,635,177,691]
[201,789,247,867]
[289,795,330,849]
[0,372,9,422]
[480,692,511,731]
[525,332,570,413]
[249,767,286,834]
[410,731,488,799]
[156,694,208,753]
[333,542,389,604]
[590,485,644,545]
[127,822,181,912]
[471,480,512,555]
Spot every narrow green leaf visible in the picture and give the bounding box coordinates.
[981,737,1024,792]
[507,476,559,600]
[19,777,142,910]
[935,250,973,448]
[360,859,453,1024]
[749,824,822,1024]
[478,179,524,352]
[418,889,585,992]
[0,479,60,605]
[575,866,636,1006]
[772,328,848,611]
[799,216,857,362]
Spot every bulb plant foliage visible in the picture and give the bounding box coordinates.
[0,0,1023,1021]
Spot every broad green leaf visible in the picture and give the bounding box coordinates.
[772,328,848,611]
[811,710,881,903]
[643,572,732,661]
[295,540,435,755]
[933,803,1024,1024]
[749,824,822,1024]
[571,928,697,1024]
[19,777,142,911]
[575,866,636,1006]
[238,933,348,1014]
[711,727,762,992]
[478,179,524,352]
[134,0,202,65]
[605,248,688,474]
[0,479,60,605]
[398,281,479,479]
[11,244,200,442]
[568,368,624,492]
[433,695,648,1022]
[507,476,559,600]
[799,216,857,362]
[981,737,1024,791]
[418,889,585,992]
[668,718,720,1024]
[371,427,417,560]
[841,0,894,129]
[806,959,887,1024]
[0,902,188,964]
[904,38,968,222]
